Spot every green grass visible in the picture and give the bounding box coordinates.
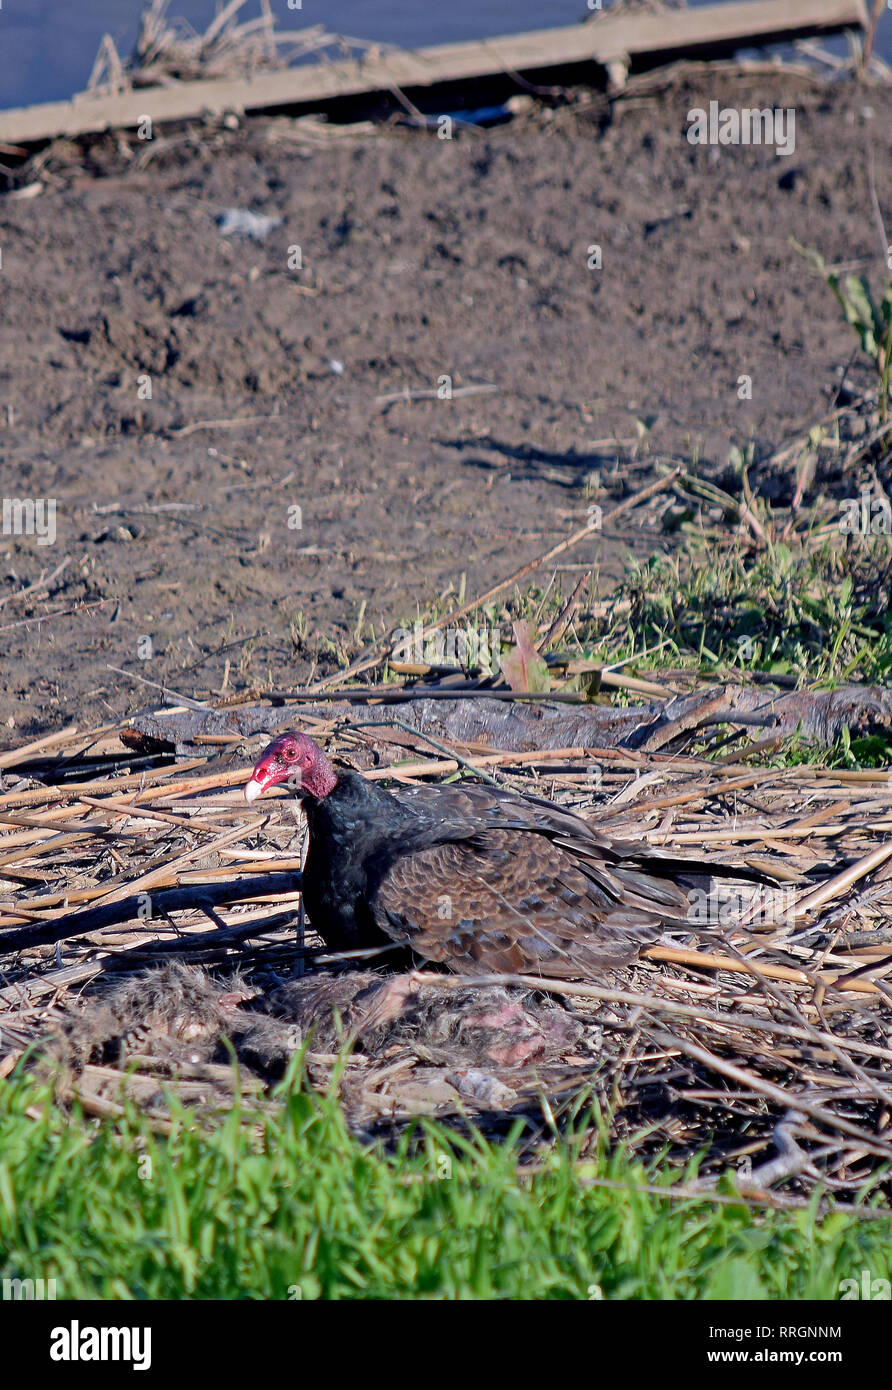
[391,529,892,697]
[1,1061,888,1300]
[612,539,892,686]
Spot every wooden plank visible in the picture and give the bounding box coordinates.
[0,0,868,147]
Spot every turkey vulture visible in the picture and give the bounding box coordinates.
[245,732,768,979]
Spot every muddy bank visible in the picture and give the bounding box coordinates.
[0,70,890,737]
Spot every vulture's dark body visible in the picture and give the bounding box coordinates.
[298,772,750,978]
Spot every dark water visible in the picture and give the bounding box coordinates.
[2,1,890,111]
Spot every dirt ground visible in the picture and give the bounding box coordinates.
[1,69,890,738]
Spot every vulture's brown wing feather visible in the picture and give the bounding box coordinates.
[370,828,689,977]
[391,780,770,886]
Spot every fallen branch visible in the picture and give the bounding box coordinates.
[0,871,301,953]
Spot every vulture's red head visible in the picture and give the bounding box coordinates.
[244,732,338,803]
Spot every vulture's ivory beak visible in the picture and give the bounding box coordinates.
[244,775,265,803]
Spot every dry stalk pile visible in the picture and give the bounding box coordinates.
[0,707,891,1208]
